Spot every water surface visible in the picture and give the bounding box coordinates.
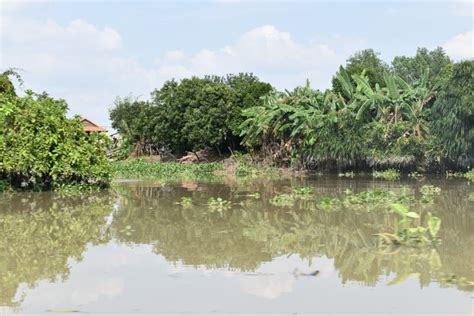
[1,176,473,315]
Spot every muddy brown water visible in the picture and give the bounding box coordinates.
[0,176,473,315]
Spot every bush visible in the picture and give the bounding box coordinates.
[0,88,111,190]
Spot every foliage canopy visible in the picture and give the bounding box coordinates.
[0,71,111,190]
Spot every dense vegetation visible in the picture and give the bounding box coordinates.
[110,73,272,156]
[0,71,111,190]
[110,48,473,172]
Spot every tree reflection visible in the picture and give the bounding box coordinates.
[0,191,115,307]
[112,179,474,292]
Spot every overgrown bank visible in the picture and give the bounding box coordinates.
[110,48,473,172]
[111,159,474,182]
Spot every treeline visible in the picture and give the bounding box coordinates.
[110,48,472,171]
[110,47,472,172]
[0,70,111,191]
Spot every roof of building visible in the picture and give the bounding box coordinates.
[80,117,108,132]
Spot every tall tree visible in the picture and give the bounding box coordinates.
[332,49,390,97]
[392,47,452,88]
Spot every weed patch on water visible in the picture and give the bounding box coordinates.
[317,197,338,210]
[292,187,313,197]
[419,185,441,203]
[420,185,441,195]
[175,197,193,208]
[372,169,400,181]
[447,170,474,181]
[464,170,474,181]
[270,194,295,207]
[238,192,261,199]
[207,197,232,212]
[338,171,355,178]
[112,160,224,180]
[469,192,474,201]
[408,172,423,179]
[340,188,413,212]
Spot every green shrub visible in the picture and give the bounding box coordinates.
[0,88,111,190]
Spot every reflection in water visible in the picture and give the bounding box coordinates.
[0,176,472,311]
[111,177,474,292]
[0,192,115,307]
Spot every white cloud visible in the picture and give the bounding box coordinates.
[237,255,335,300]
[2,17,121,51]
[443,30,474,60]
[1,15,361,127]
[153,25,352,89]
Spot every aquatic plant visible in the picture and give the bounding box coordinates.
[207,197,232,212]
[269,194,295,207]
[239,192,261,199]
[342,188,412,209]
[292,187,314,196]
[464,170,474,181]
[468,192,474,201]
[372,169,401,180]
[112,160,223,180]
[446,170,474,181]
[420,185,441,203]
[176,197,193,208]
[317,197,338,210]
[420,185,441,195]
[338,171,355,178]
[408,172,423,179]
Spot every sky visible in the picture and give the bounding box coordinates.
[1,0,473,129]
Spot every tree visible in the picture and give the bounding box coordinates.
[392,47,452,88]
[0,69,23,96]
[431,60,474,166]
[224,73,273,139]
[109,97,156,154]
[332,49,390,97]
[110,73,272,155]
